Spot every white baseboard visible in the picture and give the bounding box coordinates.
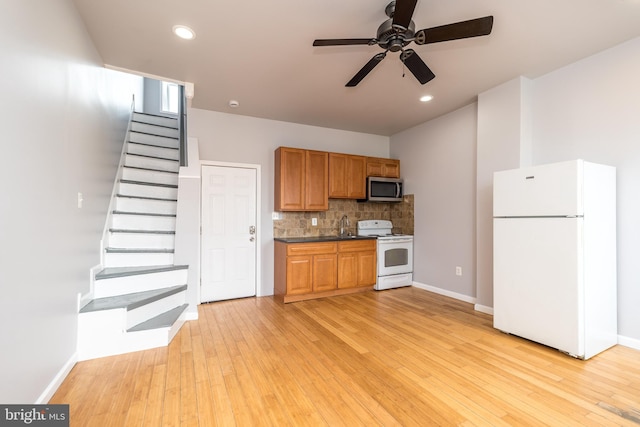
[411,281,476,304]
[618,334,640,351]
[36,352,77,404]
[474,304,494,315]
[185,311,199,321]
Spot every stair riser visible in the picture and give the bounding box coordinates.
[131,122,179,138]
[94,269,188,298]
[124,154,179,173]
[127,291,186,329]
[129,132,179,149]
[128,143,180,161]
[111,214,176,231]
[115,197,177,215]
[104,252,175,268]
[118,182,178,200]
[109,232,175,249]
[133,113,178,128]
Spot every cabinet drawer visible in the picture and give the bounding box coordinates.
[287,242,337,256]
[337,240,376,252]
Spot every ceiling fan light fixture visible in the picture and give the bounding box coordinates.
[420,95,434,102]
[173,25,196,40]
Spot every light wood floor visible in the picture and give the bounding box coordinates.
[51,287,640,426]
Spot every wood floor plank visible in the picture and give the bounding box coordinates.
[50,288,640,426]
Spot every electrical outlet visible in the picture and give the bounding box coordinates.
[455,266,463,276]
[272,212,282,220]
[312,218,318,226]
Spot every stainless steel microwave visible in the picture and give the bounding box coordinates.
[367,176,403,202]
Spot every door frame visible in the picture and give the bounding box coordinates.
[200,160,262,302]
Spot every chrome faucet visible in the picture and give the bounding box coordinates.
[340,214,350,236]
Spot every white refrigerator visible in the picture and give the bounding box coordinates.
[493,160,617,359]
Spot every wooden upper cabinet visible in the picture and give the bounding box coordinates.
[366,157,400,178]
[329,153,366,199]
[275,147,328,211]
[305,150,329,210]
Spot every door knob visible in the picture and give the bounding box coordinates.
[250,236,255,242]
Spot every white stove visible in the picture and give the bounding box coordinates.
[357,220,414,290]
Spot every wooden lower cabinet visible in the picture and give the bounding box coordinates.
[338,240,377,288]
[275,239,376,303]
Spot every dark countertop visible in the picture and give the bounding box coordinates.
[274,235,376,243]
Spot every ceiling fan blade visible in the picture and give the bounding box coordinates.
[400,49,435,84]
[392,0,418,29]
[414,16,494,45]
[346,52,387,87]
[313,38,374,46]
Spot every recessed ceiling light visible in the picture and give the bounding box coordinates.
[173,25,196,40]
[229,100,239,108]
[420,95,434,102]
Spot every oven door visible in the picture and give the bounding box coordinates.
[377,237,413,276]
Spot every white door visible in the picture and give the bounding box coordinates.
[201,165,257,302]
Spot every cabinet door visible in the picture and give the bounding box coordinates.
[357,251,377,286]
[329,153,348,198]
[330,153,366,199]
[313,254,337,292]
[382,160,400,178]
[337,252,358,289]
[305,150,329,210]
[286,255,313,295]
[347,155,366,199]
[275,147,305,211]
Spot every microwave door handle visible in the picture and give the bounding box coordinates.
[396,182,401,198]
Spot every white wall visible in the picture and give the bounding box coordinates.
[475,77,532,310]
[0,0,143,403]
[391,105,477,300]
[532,36,640,346]
[391,36,640,347]
[187,109,389,296]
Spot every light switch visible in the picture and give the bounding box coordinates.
[77,192,84,209]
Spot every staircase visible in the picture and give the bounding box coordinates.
[78,112,189,361]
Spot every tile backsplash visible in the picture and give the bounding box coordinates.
[273,194,414,238]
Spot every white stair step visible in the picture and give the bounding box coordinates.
[77,305,187,361]
[111,211,176,231]
[124,153,179,172]
[129,132,179,149]
[133,113,178,128]
[127,291,186,329]
[122,167,178,186]
[81,285,186,313]
[115,196,177,215]
[131,122,179,138]
[108,230,175,249]
[104,250,175,267]
[94,265,188,298]
[118,181,178,200]
[128,143,179,161]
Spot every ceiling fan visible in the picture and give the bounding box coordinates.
[312,0,494,87]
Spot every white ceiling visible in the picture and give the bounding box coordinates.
[72,0,640,136]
